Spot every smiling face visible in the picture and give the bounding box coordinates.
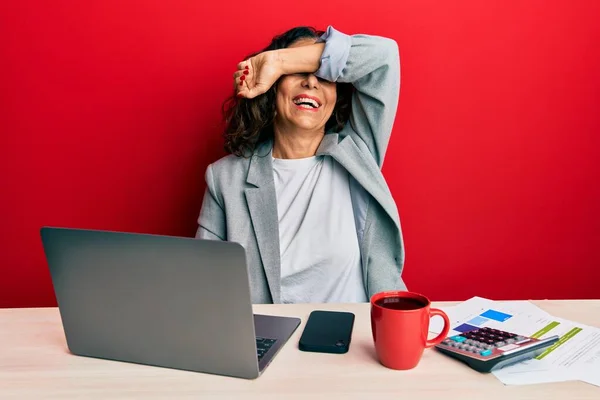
[274,38,337,135]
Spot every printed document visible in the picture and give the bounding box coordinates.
[429,297,600,387]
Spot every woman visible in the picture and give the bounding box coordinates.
[196,25,406,304]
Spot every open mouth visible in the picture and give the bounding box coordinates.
[292,95,321,111]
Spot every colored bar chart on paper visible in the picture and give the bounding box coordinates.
[531,321,561,339]
[480,309,513,322]
[451,309,514,333]
[535,326,582,360]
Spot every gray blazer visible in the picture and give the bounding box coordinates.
[196,26,407,303]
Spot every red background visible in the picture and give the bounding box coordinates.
[2,1,599,308]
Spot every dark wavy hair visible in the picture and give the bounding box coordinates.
[221,26,354,157]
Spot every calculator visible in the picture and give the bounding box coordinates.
[435,327,559,372]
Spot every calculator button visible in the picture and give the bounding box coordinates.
[451,336,467,343]
[506,338,516,344]
[495,341,506,347]
[480,349,493,356]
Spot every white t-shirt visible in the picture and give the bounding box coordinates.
[272,155,368,303]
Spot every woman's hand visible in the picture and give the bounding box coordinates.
[234,51,282,99]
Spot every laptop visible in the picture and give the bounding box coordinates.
[40,226,301,379]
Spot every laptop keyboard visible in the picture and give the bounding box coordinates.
[256,337,277,361]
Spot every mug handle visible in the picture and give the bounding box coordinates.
[425,308,451,348]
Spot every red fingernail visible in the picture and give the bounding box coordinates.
[237,93,244,98]
[245,65,249,69]
[240,75,245,81]
[243,70,249,75]
[239,81,243,86]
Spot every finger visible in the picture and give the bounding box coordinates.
[234,61,251,97]
[235,77,249,97]
[233,71,244,88]
[232,73,246,90]
[233,71,251,93]
[236,60,250,70]
[233,70,250,80]
[236,84,251,99]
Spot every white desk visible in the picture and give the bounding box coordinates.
[1,301,599,399]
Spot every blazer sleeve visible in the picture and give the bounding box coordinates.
[195,164,227,240]
[315,26,400,167]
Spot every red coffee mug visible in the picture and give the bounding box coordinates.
[370,291,450,370]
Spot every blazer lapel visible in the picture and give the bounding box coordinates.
[317,134,401,229]
[244,142,281,303]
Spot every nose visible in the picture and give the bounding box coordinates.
[301,74,320,89]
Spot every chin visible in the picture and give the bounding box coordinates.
[290,117,325,131]
[292,123,321,132]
